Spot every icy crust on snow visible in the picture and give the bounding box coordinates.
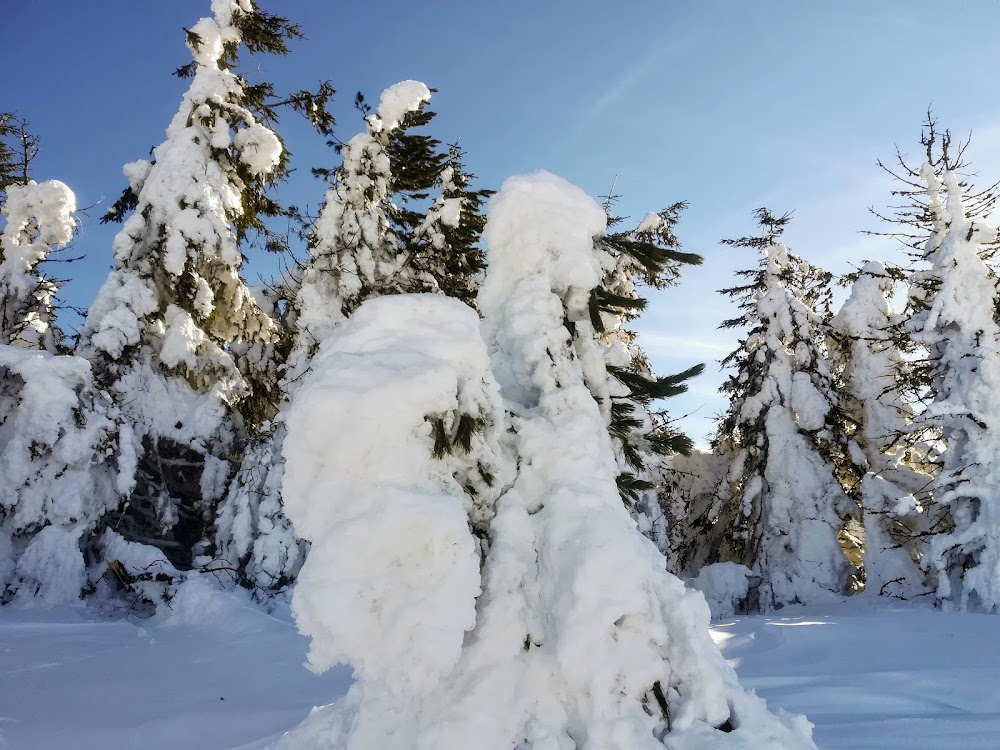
[908,167,1000,611]
[282,294,506,690]
[0,179,76,350]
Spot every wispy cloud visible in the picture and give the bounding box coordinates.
[640,332,732,358]
[582,43,672,125]
[577,30,700,132]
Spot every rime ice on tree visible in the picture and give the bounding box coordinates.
[217,81,492,587]
[277,173,815,750]
[904,162,1000,611]
[831,261,927,599]
[711,210,853,611]
[77,0,286,568]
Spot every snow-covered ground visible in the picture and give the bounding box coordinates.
[2,595,998,749]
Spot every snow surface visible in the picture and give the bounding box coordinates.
[2,599,998,749]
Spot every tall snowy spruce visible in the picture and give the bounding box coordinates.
[277,171,815,750]
[830,261,928,598]
[0,137,124,603]
[883,122,1000,611]
[77,0,303,569]
[216,82,491,587]
[590,194,704,561]
[710,209,856,611]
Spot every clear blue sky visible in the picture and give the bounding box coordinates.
[7,0,1000,444]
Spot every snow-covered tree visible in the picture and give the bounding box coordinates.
[710,209,856,611]
[216,82,492,587]
[76,0,306,569]
[276,171,815,750]
[881,121,1000,611]
[292,80,442,360]
[0,179,76,352]
[588,194,704,561]
[830,261,928,598]
[0,347,119,603]
[0,168,122,605]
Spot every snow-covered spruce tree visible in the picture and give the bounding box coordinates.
[710,209,857,611]
[0,175,123,603]
[589,194,704,562]
[0,177,75,352]
[292,80,447,358]
[0,347,119,603]
[76,0,314,570]
[877,120,1000,610]
[215,82,492,587]
[830,261,928,598]
[276,170,815,750]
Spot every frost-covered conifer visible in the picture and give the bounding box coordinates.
[293,80,441,359]
[589,194,704,561]
[882,121,1000,611]
[0,347,118,603]
[0,179,76,352]
[831,261,927,597]
[276,171,815,750]
[216,83,491,587]
[0,121,122,604]
[711,209,855,610]
[77,0,305,568]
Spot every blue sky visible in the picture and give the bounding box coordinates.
[6,0,1000,444]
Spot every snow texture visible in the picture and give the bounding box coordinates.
[688,562,754,619]
[5,598,1000,750]
[277,172,813,749]
[293,79,434,365]
[279,293,510,748]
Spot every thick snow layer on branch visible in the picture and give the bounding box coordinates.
[374,80,431,131]
[480,172,815,749]
[480,171,605,319]
[74,0,282,547]
[294,80,436,365]
[282,294,503,689]
[716,241,851,610]
[0,346,117,601]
